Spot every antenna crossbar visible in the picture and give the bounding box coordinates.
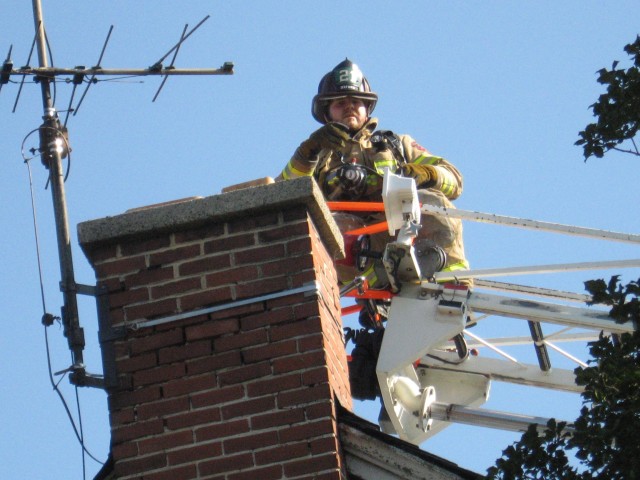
[8,65,234,77]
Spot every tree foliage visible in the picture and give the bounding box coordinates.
[486,277,640,480]
[576,35,640,159]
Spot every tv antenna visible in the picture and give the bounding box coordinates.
[3,0,233,388]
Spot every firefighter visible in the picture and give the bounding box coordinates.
[277,58,470,289]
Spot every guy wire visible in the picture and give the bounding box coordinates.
[24,158,104,470]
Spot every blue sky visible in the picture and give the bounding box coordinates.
[1,1,639,478]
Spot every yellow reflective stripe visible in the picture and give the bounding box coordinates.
[413,154,442,166]
[366,174,380,186]
[437,168,457,197]
[442,260,469,272]
[283,160,313,179]
[373,158,395,174]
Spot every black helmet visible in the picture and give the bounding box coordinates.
[312,59,378,124]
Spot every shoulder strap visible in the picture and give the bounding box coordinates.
[371,130,406,164]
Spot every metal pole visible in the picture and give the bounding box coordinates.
[32,0,85,371]
[429,402,574,435]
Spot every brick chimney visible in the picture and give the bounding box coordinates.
[79,177,352,479]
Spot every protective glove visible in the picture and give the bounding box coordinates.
[295,123,351,159]
[400,163,438,188]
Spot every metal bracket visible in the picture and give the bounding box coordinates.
[130,281,320,331]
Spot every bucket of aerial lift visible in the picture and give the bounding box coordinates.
[376,282,489,444]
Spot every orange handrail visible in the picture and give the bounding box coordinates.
[345,221,389,236]
[327,201,385,212]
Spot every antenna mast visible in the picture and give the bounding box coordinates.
[4,1,234,387]
[32,0,85,372]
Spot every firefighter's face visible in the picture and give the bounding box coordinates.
[328,97,368,130]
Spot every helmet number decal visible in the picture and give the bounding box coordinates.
[336,68,362,86]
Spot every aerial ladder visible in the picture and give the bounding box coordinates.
[333,170,639,445]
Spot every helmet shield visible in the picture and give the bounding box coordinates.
[312,59,378,124]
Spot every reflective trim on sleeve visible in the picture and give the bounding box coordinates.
[282,160,314,180]
[373,158,396,174]
[413,154,442,166]
[441,260,469,272]
[437,167,458,197]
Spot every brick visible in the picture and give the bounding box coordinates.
[213,328,268,353]
[218,362,271,387]
[199,452,253,477]
[158,340,212,365]
[279,418,335,443]
[297,332,324,352]
[257,222,309,243]
[144,464,198,480]
[223,430,279,455]
[185,318,239,341]
[283,453,340,478]
[270,317,322,342]
[120,236,171,256]
[195,418,249,442]
[96,255,147,279]
[151,277,202,300]
[235,276,289,300]
[112,440,138,460]
[167,441,222,466]
[302,366,330,386]
[174,223,225,243]
[246,372,301,398]
[191,384,245,409]
[179,287,234,312]
[165,406,221,430]
[305,401,334,421]
[111,407,136,426]
[179,254,231,276]
[112,418,164,443]
[277,383,332,409]
[162,374,217,398]
[272,350,325,375]
[148,244,201,267]
[292,300,322,320]
[220,396,276,421]
[208,301,264,321]
[228,465,283,480]
[109,287,150,309]
[116,352,157,373]
[287,237,313,256]
[303,471,343,480]
[132,363,186,387]
[130,328,184,355]
[251,407,305,431]
[138,430,194,455]
[187,350,242,375]
[115,452,167,477]
[109,386,162,410]
[234,244,285,266]
[206,265,260,288]
[241,338,297,364]
[204,233,256,254]
[310,436,340,456]
[98,277,123,293]
[137,396,190,421]
[86,243,118,263]
[260,255,314,277]
[125,298,178,322]
[254,442,309,466]
[124,266,174,289]
[281,207,307,223]
[227,211,280,233]
[292,269,318,288]
[239,307,294,331]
